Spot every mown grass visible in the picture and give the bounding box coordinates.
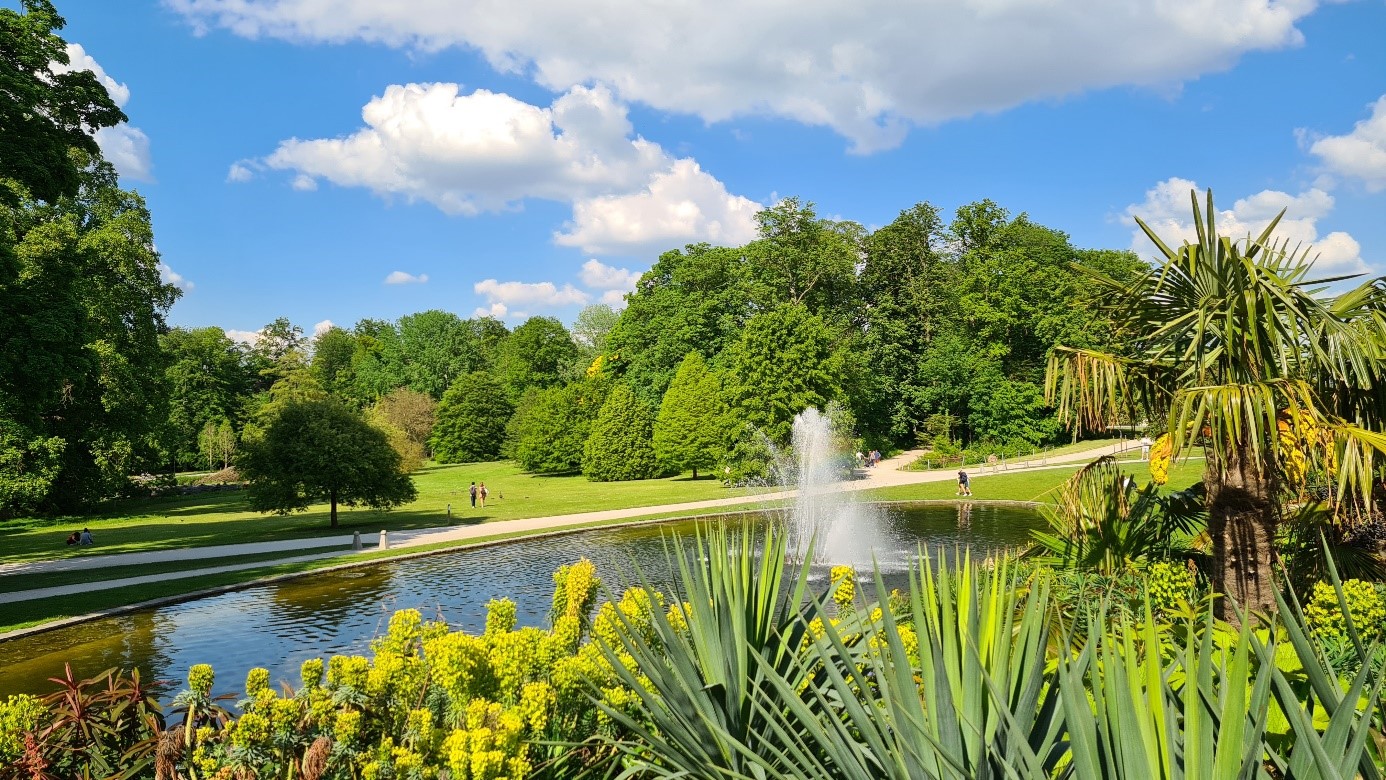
[868,457,1204,503]
[0,546,353,594]
[0,461,743,566]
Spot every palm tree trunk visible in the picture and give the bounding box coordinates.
[1206,447,1278,625]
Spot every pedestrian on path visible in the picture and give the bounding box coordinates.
[479,483,488,508]
[469,481,478,508]
[956,470,971,497]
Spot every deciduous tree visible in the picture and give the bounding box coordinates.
[584,384,660,482]
[430,372,513,463]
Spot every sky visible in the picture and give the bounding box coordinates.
[26,0,1386,341]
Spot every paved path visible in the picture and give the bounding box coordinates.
[0,441,1141,603]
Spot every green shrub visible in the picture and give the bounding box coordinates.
[1304,578,1386,642]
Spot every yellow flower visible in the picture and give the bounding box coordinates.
[244,667,270,696]
[1148,434,1173,485]
[829,566,856,609]
[485,598,518,636]
[300,658,324,689]
[188,663,215,698]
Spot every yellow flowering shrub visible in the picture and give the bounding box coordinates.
[1146,561,1198,616]
[830,565,856,609]
[1305,579,1386,642]
[1148,433,1173,485]
[0,694,45,765]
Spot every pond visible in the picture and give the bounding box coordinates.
[0,502,1039,700]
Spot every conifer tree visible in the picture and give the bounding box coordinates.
[653,353,728,479]
[583,384,660,482]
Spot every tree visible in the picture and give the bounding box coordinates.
[197,419,236,470]
[237,399,416,527]
[744,197,861,324]
[653,353,728,478]
[584,384,660,482]
[430,372,513,463]
[397,310,478,399]
[0,1,126,203]
[505,380,609,474]
[495,316,579,402]
[311,326,357,398]
[369,387,437,453]
[161,327,253,466]
[0,159,179,512]
[1046,190,1386,621]
[569,303,620,378]
[727,305,840,445]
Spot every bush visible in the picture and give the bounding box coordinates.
[430,372,513,463]
[583,384,660,482]
[1304,578,1386,642]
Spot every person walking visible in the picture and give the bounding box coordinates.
[956,470,971,497]
[469,481,478,508]
[479,482,488,508]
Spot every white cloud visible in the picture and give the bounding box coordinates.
[473,278,589,319]
[263,83,665,214]
[599,289,629,308]
[312,319,336,336]
[170,0,1325,151]
[224,329,261,346]
[290,173,318,191]
[1307,96,1386,192]
[51,44,153,180]
[578,259,640,290]
[1124,178,1368,277]
[384,270,429,285]
[227,162,256,182]
[557,160,760,255]
[158,262,194,291]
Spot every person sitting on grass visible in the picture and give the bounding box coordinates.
[65,531,80,546]
[78,528,94,546]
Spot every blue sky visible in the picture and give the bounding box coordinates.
[32,0,1386,340]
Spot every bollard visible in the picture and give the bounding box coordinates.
[379,529,389,550]
[352,531,362,551]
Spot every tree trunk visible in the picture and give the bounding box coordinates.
[693,466,698,480]
[330,488,338,528]
[1206,447,1278,626]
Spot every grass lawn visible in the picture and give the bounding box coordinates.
[0,460,745,566]
[0,546,353,595]
[867,457,1205,503]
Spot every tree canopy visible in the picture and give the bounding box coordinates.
[653,353,729,479]
[431,372,513,463]
[237,398,417,527]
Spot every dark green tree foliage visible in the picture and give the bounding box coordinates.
[0,161,179,512]
[430,372,513,463]
[728,305,840,445]
[505,380,609,474]
[744,197,861,326]
[397,310,479,399]
[653,353,728,478]
[496,316,578,402]
[584,383,660,482]
[237,398,416,527]
[161,327,253,466]
[0,1,126,204]
[347,318,405,405]
[310,325,358,398]
[605,244,753,402]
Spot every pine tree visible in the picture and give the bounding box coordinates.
[653,353,728,479]
[583,384,660,482]
[430,372,513,463]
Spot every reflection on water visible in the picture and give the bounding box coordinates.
[0,504,1037,699]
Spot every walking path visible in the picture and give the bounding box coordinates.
[1,440,1142,603]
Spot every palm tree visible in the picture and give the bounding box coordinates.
[1046,189,1386,622]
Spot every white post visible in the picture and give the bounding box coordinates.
[379,529,389,550]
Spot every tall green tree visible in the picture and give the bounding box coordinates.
[505,380,609,474]
[584,384,660,482]
[237,398,416,527]
[430,372,513,463]
[727,304,841,445]
[369,387,437,454]
[0,1,126,204]
[397,310,479,399]
[1047,190,1386,621]
[161,327,253,466]
[311,325,358,399]
[744,197,862,325]
[496,316,579,402]
[0,160,178,512]
[653,353,728,479]
[347,318,405,405]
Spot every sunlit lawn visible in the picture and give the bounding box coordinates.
[0,461,742,566]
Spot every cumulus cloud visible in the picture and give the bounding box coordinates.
[227,162,256,182]
[557,160,760,255]
[384,270,429,284]
[312,319,336,336]
[51,44,153,180]
[1307,96,1386,192]
[472,278,589,318]
[263,83,665,214]
[224,329,261,346]
[158,262,194,291]
[170,0,1325,151]
[578,259,640,290]
[1124,178,1368,277]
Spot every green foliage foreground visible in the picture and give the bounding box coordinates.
[2,525,1383,778]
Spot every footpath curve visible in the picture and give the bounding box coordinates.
[1,440,1141,603]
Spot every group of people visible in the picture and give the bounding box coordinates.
[856,449,883,468]
[64,528,94,546]
[468,481,489,508]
